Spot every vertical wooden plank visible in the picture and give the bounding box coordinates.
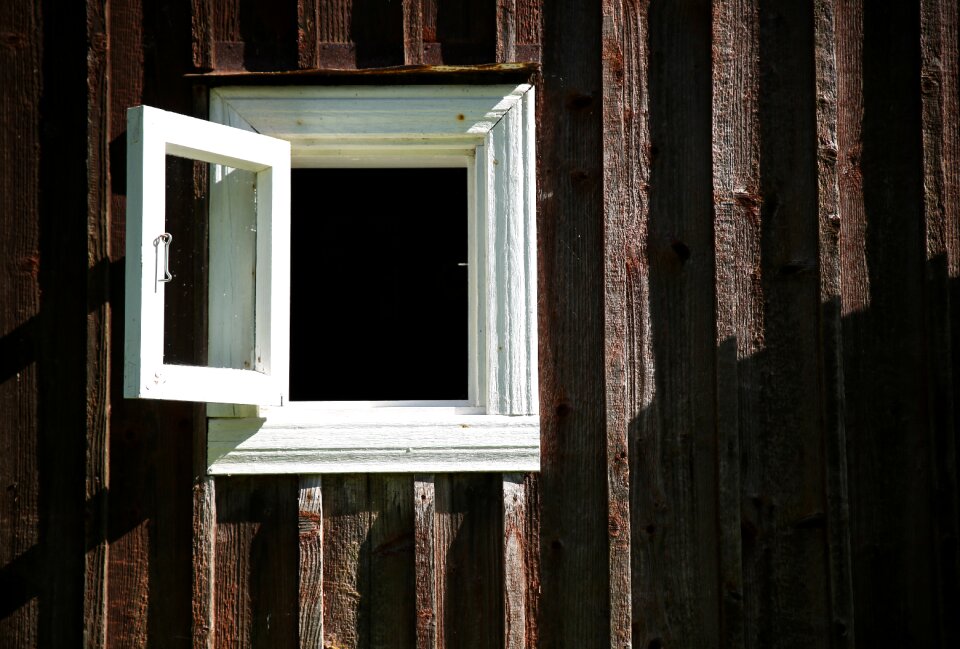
[322,475,372,649]
[920,0,960,644]
[85,0,111,646]
[711,0,757,645]
[538,0,609,644]
[193,477,217,649]
[433,475,503,649]
[521,475,540,649]
[0,0,42,644]
[848,1,935,645]
[192,0,214,70]
[496,0,517,62]
[813,1,856,645]
[369,476,415,649]
[403,0,424,65]
[214,476,299,649]
[298,0,320,68]
[514,0,539,62]
[414,476,437,649]
[502,475,527,649]
[299,477,324,649]
[640,0,721,645]
[600,0,644,646]
[755,0,831,644]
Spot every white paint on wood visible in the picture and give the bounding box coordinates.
[124,105,290,406]
[207,414,540,474]
[200,85,539,474]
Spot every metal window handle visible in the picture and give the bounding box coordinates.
[154,232,173,290]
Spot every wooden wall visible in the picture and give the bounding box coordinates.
[1,0,958,647]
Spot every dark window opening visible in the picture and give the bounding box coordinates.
[289,168,468,401]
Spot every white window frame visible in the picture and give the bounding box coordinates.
[126,85,539,474]
[123,105,291,406]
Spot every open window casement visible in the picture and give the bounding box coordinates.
[124,105,291,406]
[125,85,539,474]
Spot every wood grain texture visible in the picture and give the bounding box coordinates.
[502,475,527,649]
[214,476,299,648]
[600,0,645,646]
[320,475,416,649]
[299,477,323,649]
[193,478,217,649]
[538,0,609,645]
[403,0,424,65]
[711,0,756,644]
[637,0,720,646]
[844,1,936,645]
[0,0,42,644]
[920,0,960,644]
[496,0,516,62]
[755,1,831,644]
[85,0,111,646]
[433,474,503,649]
[813,1,856,645]
[298,0,320,68]
[414,476,437,649]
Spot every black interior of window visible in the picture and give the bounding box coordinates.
[289,167,468,401]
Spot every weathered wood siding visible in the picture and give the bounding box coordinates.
[1,1,959,647]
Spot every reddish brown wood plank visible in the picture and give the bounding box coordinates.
[193,478,217,649]
[496,0,516,62]
[711,1,756,645]
[322,475,372,649]
[403,0,425,65]
[920,0,960,644]
[813,1,856,645]
[414,476,437,649]
[502,475,527,649]
[214,476,299,649]
[843,1,938,645]
[369,476,415,649]
[754,0,832,644]
[299,477,323,649]
[632,0,721,645]
[0,0,43,644]
[433,475,503,649]
[299,0,321,68]
[515,0,541,62]
[600,0,645,645]
[85,0,111,646]
[538,0,609,645]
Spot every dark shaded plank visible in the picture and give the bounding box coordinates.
[538,0,609,645]
[754,0,831,644]
[214,476,299,649]
[299,477,323,649]
[369,476,416,649]
[0,0,43,644]
[205,0,298,70]
[844,0,938,645]
[600,0,646,645]
[711,0,757,645]
[520,475,540,649]
[433,0,495,64]
[637,0,721,646]
[813,0,856,645]
[920,0,960,644]
[434,474,503,649]
[85,1,110,647]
